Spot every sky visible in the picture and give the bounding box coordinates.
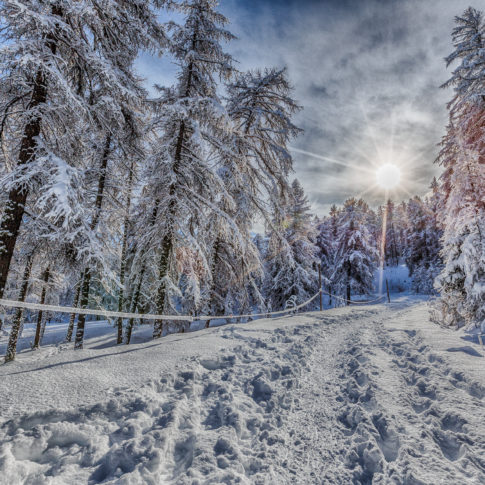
[135,0,473,218]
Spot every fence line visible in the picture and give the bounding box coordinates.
[319,289,387,305]
[0,291,323,324]
[0,288,386,328]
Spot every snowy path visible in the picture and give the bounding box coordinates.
[277,305,485,484]
[1,300,484,484]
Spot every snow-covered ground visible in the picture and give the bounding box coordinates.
[1,296,484,484]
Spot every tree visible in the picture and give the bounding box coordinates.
[331,198,378,304]
[137,0,236,338]
[203,67,302,322]
[384,199,400,266]
[404,195,442,294]
[265,180,319,310]
[433,7,485,327]
[0,0,166,303]
[4,252,33,362]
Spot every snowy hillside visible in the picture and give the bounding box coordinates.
[1,298,484,484]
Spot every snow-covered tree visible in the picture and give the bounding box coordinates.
[331,198,378,304]
[383,199,400,266]
[0,0,166,305]
[135,0,236,338]
[433,7,485,327]
[265,180,319,309]
[404,194,442,294]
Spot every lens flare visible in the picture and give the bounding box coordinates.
[376,164,401,189]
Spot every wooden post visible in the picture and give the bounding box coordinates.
[318,264,323,311]
[385,278,390,303]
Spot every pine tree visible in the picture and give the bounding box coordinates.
[137,0,236,338]
[202,67,301,321]
[384,200,400,266]
[265,180,319,310]
[433,7,485,327]
[316,204,339,305]
[404,195,442,294]
[0,0,166,302]
[331,198,378,304]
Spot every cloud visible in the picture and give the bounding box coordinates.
[219,0,472,214]
[136,0,473,217]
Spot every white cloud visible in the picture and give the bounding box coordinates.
[136,0,473,216]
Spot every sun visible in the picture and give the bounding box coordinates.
[376,164,401,189]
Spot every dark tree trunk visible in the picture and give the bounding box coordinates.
[153,118,185,339]
[206,236,221,328]
[0,72,47,300]
[153,231,173,339]
[33,267,50,349]
[66,276,82,342]
[4,255,33,363]
[124,202,158,345]
[0,9,61,300]
[74,134,111,350]
[124,266,145,345]
[153,38,196,338]
[74,267,92,350]
[346,262,351,306]
[116,164,134,344]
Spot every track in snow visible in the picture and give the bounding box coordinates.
[0,302,484,484]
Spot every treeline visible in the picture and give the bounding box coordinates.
[0,3,483,363]
[259,180,443,309]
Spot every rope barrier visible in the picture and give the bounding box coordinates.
[0,290,323,324]
[319,289,386,305]
[0,288,385,330]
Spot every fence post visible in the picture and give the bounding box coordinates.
[385,278,390,303]
[318,264,323,311]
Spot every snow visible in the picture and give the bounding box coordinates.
[1,297,485,484]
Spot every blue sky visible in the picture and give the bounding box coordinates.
[135,0,473,217]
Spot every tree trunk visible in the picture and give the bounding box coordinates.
[116,163,134,344]
[74,134,111,350]
[153,231,173,339]
[0,9,61,300]
[153,40,196,338]
[153,118,185,339]
[66,277,82,342]
[346,263,351,306]
[124,201,159,345]
[74,267,92,350]
[0,72,47,300]
[33,267,50,349]
[4,255,33,363]
[124,266,145,345]
[206,236,222,328]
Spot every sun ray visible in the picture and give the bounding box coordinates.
[290,147,375,174]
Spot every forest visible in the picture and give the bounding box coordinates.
[0,1,483,365]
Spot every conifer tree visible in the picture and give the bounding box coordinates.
[137,0,236,338]
[433,7,485,327]
[265,180,319,309]
[0,0,166,303]
[331,198,378,304]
